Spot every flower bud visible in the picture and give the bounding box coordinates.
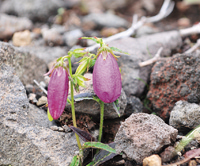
[93,52,121,103]
[47,67,69,119]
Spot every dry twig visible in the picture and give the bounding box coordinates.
[85,0,175,52]
[139,47,164,67]
[33,79,47,95]
[184,38,200,54]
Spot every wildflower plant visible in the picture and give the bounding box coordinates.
[45,37,127,165]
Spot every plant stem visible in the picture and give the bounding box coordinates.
[98,100,104,142]
[68,58,82,150]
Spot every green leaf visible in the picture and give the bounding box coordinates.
[87,143,117,166]
[110,47,129,55]
[176,124,200,152]
[82,142,117,154]
[89,59,96,68]
[70,155,80,166]
[47,108,53,121]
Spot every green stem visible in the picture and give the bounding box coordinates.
[68,58,82,150]
[98,100,104,142]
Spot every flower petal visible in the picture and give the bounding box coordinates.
[47,67,69,119]
[93,52,121,103]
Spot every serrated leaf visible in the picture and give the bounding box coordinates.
[82,142,117,154]
[87,143,117,166]
[70,155,80,166]
[70,126,95,142]
[110,47,129,55]
[112,101,120,117]
[47,108,53,121]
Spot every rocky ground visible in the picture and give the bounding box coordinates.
[1,0,200,166]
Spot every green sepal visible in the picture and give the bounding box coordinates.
[81,37,103,47]
[68,48,86,58]
[47,108,53,121]
[70,155,80,166]
[82,142,117,153]
[112,100,120,117]
[110,47,129,55]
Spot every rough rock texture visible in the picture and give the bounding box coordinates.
[0,14,32,39]
[108,31,182,97]
[67,73,127,119]
[169,100,200,130]
[0,0,65,22]
[0,64,80,166]
[147,53,200,120]
[0,41,47,85]
[114,113,178,163]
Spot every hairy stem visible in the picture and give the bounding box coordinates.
[98,100,104,142]
[68,58,82,150]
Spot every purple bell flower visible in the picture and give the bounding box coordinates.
[93,51,121,103]
[47,66,69,119]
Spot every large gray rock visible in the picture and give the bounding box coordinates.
[0,14,32,39]
[0,0,65,21]
[169,100,200,130]
[20,46,68,64]
[0,64,81,166]
[108,31,182,97]
[0,41,47,85]
[114,113,178,164]
[82,12,129,29]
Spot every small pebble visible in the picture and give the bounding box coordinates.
[143,154,162,166]
[36,96,47,106]
[62,125,71,132]
[12,30,31,46]
[50,126,65,132]
[189,160,197,166]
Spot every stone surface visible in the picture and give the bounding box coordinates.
[108,31,182,97]
[82,12,129,29]
[0,0,65,22]
[147,53,200,120]
[20,46,68,64]
[160,146,176,163]
[0,64,81,166]
[169,100,200,130]
[114,113,178,163]
[125,96,143,116]
[143,154,161,166]
[67,73,127,119]
[0,41,47,85]
[0,14,32,39]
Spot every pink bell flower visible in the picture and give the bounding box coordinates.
[93,51,121,103]
[47,66,69,119]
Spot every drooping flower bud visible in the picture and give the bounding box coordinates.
[47,66,69,119]
[93,51,121,103]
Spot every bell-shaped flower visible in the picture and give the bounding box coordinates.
[93,51,121,103]
[47,66,69,119]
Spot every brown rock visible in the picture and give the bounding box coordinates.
[147,53,200,121]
